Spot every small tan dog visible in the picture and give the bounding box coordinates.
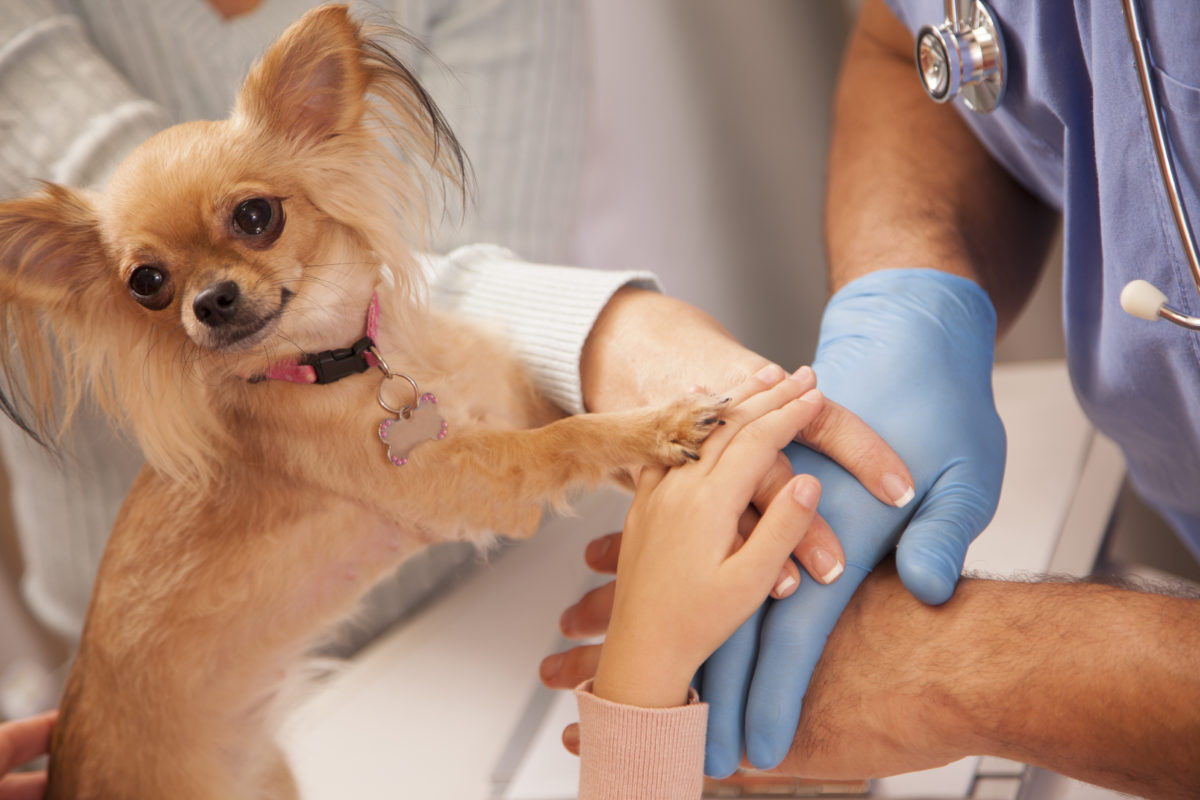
[0,6,723,797]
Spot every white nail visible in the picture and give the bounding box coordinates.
[821,561,844,584]
[882,472,916,508]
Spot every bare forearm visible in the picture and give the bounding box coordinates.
[789,567,1200,797]
[826,0,1057,332]
[955,578,1200,798]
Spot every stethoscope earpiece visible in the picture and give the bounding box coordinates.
[1120,280,1168,321]
[1121,280,1200,330]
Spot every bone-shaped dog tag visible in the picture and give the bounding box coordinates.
[378,393,448,466]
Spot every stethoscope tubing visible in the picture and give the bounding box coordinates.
[1122,0,1200,305]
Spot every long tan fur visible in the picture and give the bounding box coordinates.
[0,6,723,799]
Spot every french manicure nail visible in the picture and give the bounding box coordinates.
[810,548,844,585]
[774,574,798,595]
[755,364,785,384]
[882,472,916,508]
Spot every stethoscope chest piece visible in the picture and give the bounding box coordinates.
[916,0,1007,113]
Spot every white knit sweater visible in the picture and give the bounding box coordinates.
[0,0,657,643]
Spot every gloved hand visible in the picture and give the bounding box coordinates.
[700,268,1006,775]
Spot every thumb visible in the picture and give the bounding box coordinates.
[895,463,1002,605]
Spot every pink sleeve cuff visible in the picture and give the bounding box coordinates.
[574,680,708,800]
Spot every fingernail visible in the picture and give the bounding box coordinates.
[790,365,815,385]
[559,607,575,633]
[774,574,798,595]
[563,724,580,751]
[798,388,823,405]
[810,548,844,584]
[755,364,785,384]
[882,472,915,508]
[540,652,564,683]
[792,477,821,509]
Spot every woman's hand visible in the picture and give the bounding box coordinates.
[591,368,825,709]
[0,710,56,800]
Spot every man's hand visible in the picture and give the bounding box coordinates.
[0,710,56,800]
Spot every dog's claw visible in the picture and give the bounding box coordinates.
[653,392,727,466]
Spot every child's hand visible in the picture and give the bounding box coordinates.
[593,368,824,709]
[0,710,56,800]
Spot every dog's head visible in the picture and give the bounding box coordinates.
[0,4,466,481]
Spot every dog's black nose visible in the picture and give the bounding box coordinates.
[193,281,241,327]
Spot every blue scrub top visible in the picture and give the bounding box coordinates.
[886,1,1200,557]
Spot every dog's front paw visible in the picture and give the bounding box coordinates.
[653,393,729,466]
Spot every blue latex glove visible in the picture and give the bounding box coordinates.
[700,268,1006,775]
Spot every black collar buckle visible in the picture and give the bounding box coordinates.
[300,335,376,384]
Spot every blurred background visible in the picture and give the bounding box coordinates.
[0,0,1193,733]
[574,0,1065,369]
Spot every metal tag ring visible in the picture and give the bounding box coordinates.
[377,372,421,417]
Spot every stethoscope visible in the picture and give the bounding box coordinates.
[916,0,1200,332]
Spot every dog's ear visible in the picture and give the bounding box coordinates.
[0,184,107,311]
[236,4,369,145]
[0,184,109,447]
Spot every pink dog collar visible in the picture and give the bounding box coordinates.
[250,293,380,385]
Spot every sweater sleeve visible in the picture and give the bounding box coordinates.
[574,680,708,800]
[423,244,662,415]
[0,0,171,195]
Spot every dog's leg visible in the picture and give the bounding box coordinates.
[369,394,729,537]
[47,474,408,800]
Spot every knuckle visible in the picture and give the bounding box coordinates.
[753,456,795,503]
[801,406,878,466]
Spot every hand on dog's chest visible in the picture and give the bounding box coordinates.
[378,393,447,467]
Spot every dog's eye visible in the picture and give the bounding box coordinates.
[128,265,173,310]
[232,197,283,245]
[233,198,272,235]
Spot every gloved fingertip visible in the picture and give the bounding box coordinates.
[703,744,742,780]
[896,553,958,606]
[745,730,789,772]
